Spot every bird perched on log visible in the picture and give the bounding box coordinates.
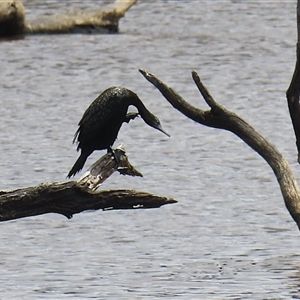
[67,86,169,178]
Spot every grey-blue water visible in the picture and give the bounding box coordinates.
[1,1,300,298]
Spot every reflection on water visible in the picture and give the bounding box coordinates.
[0,1,300,299]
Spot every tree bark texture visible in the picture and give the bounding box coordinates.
[139,69,300,231]
[78,146,143,190]
[0,182,176,221]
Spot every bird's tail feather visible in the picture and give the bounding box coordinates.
[67,152,89,178]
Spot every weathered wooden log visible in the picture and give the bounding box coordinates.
[0,147,176,221]
[0,0,137,37]
[25,0,137,35]
[0,183,176,221]
[139,68,300,231]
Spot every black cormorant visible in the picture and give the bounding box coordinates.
[67,86,169,178]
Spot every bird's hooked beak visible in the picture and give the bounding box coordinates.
[154,123,170,137]
[138,104,170,137]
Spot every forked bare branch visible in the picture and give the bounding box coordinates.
[140,68,300,230]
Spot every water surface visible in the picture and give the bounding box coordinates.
[0,1,300,299]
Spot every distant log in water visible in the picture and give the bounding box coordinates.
[0,0,137,37]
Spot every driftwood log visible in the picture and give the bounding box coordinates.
[0,0,137,37]
[0,147,177,221]
[136,1,300,233]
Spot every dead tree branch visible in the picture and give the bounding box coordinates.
[0,182,176,221]
[0,147,176,221]
[139,68,300,231]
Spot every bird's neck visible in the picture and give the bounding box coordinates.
[132,96,151,118]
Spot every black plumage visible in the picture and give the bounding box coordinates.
[67,86,169,178]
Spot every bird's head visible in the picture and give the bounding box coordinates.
[130,92,170,137]
[142,111,170,137]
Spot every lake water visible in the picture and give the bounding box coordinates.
[1,0,300,299]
